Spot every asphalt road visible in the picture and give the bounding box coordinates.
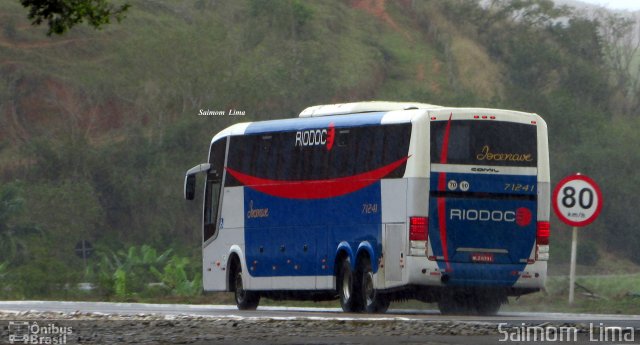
[1,301,639,325]
[0,302,639,344]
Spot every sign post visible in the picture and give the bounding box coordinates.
[552,173,602,305]
[75,240,94,268]
[569,225,578,304]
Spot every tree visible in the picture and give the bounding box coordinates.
[19,0,130,36]
[0,184,42,263]
[596,10,640,117]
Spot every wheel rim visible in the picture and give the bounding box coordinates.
[235,272,245,303]
[364,271,375,306]
[342,268,351,302]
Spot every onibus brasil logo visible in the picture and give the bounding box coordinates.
[8,321,72,344]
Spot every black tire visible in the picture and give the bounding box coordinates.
[337,256,363,312]
[359,256,390,313]
[474,294,503,316]
[232,262,260,310]
[437,294,474,315]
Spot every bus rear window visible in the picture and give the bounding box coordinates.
[430,120,537,167]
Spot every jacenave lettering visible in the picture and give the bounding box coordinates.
[476,145,533,162]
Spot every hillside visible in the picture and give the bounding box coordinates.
[1,0,640,299]
[556,0,640,14]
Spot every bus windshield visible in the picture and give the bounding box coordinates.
[430,120,537,167]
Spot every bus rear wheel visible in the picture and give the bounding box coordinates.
[437,293,474,315]
[438,292,503,315]
[473,294,503,316]
[359,257,389,313]
[338,256,363,313]
[232,263,260,310]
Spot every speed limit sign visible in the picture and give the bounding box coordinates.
[552,174,603,227]
[553,173,603,305]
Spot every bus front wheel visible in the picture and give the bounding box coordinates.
[232,263,260,310]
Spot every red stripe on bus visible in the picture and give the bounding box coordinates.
[225,156,410,199]
[437,113,453,270]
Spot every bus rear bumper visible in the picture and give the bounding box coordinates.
[406,256,547,291]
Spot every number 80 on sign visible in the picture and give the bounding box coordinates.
[552,174,603,227]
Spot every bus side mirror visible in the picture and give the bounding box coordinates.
[184,163,211,201]
[185,174,196,200]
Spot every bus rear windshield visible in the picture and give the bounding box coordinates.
[430,120,537,167]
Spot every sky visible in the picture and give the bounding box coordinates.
[577,0,640,11]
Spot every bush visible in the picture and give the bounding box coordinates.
[89,245,201,298]
[4,255,82,299]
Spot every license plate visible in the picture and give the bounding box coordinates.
[471,253,494,263]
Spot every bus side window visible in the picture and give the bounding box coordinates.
[275,133,289,180]
[367,127,383,171]
[382,124,411,178]
[301,146,314,180]
[204,140,226,243]
[337,130,350,147]
[256,135,272,178]
[204,173,221,241]
[333,129,352,177]
[353,127,369,174]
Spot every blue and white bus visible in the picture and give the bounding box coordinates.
[184,101,550,314]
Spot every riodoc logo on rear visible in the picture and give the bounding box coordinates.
[450,207,532,227]
[294,122,335,150]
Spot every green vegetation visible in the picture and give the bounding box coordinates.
[0,0,639,311]
[255,272,640,315]
[88,245,201,299]
[0,183,42,264]
[505,273,640,314]
[19,0,130,35]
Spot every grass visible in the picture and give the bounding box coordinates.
[53,246,640,314]
[81,272,640,315]
[505,273,640,314]
[372,3,449,103]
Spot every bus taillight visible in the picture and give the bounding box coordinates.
[409,217,428,241]
[536,221,550,245]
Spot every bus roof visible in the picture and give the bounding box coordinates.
[210,103,541,144]
[211,107,427,143]
[299,101,442,117]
